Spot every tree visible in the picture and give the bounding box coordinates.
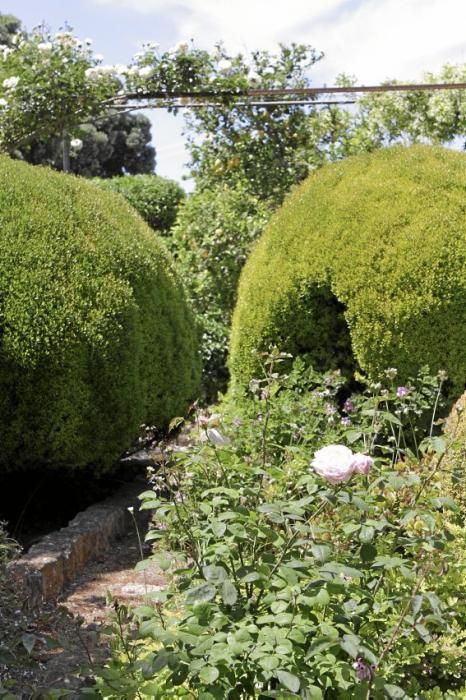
[181,43,324,205]
[0,13,21,47]
[0,27,120,169]
[22,110,156,176]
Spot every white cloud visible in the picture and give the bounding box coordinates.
[93,0,466,83]
[306,0,466,84]
[92,0,346,53]
[91,0,466,182]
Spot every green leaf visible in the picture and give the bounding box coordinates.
[411,594,423,615]
[359,526,375,543]
[384,684,408,698]
[169,416,184,433]
[287,628,306,644]
[211,521,227,537]
[21,633,38,655]
[346,430,363,444]
[203,565,227,583]
[311,544,331,562]
[152,649,171,672]
[430,436,447,454]
[360,543,377,562]
[171,663,190,685]
[199,666,220,684]
[221,580,238,606]
[260,655,280,671]
[276,670,300,693]
[186,583,217,603]
[372,556,404,570]
[415,623,432,642]
[340,634,360,659]
[321,562,363,579]
[242,571,264,583]
[271,600,289,614]
[275,612,294,626]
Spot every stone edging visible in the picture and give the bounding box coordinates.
[8,479,148,610]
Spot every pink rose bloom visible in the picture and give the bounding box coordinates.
[311,445,355,484]
[351,453,374,475]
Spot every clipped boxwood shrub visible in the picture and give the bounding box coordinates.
[230,145,466,395]
[92,174,185,234]
[0,156,200,472]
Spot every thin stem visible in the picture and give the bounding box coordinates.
[365,564,430,700]
[429,381,444,438]
[255,489,339,609]
[62,131,71,172]
[128,507,148,595]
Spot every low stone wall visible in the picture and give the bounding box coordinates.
[9,479,148,609]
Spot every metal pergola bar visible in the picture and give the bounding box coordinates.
[112,82,466,104]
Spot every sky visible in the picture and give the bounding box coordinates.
[7,0,466,187]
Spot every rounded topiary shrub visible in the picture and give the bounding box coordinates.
[230,145,466,394]
[0,156,200,472]
[92,174,185,234]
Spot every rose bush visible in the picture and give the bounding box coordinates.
[89,355,466,698]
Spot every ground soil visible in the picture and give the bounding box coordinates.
[1,525,168,698]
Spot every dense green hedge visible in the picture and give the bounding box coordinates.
[169,185,270,395]
[92,174,185,234]
[0,156,200,472]
[230,145,466,395]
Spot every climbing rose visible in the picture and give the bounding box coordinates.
[351,452,374,475]
[2,76,19,90]
[311,445,355,484]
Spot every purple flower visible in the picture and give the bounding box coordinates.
[343,398,354,413]
[341,416,352,427]
[352,657,376,681]
[396,386,409,398]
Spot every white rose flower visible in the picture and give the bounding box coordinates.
[84,37,93,45]
[94,53,104,62]
[98,64,117,75]
[84,68,99,80]
[138,65,153,78]
[0,98,7,108]
[2,76,19,90]
[127,66,140,76]
[175,41,189,54]
[248,70,261,83]
[311,445,355,484]
[218,58,232,72]
[1,47,12,59]
[351,453,374,475]
[70,138,83,151]
[37,42,53,51]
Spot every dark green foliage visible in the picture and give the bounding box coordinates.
[230,145,466,395]
[23,111,156,178]
[93,172,185,234]
[0,13,21,46]
[0,155,200,472]
[169,185,270,394]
